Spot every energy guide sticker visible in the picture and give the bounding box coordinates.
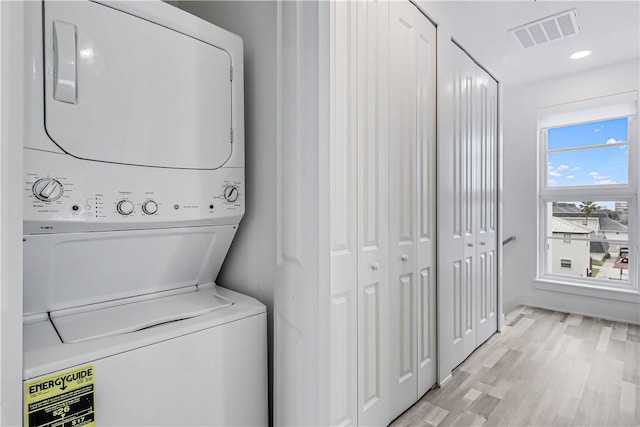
[25,364,95,427]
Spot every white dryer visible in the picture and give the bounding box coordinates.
[22,1,266,426]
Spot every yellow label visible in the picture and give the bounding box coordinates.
[25,364,95,427]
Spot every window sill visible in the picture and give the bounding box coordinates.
[533,278,640,303]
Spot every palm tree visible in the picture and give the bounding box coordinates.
[579,201,599,226]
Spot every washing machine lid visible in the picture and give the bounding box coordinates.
[23,225,239,315]
[43,0,233,170]
[50,286,234,344]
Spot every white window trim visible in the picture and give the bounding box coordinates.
[537,92,639,295]
[533,278,640,303]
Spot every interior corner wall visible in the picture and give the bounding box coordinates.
[502,58,640,323]
[177,0,278,421]
[414,1,504,83]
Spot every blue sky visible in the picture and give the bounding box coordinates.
[547,117,628,188]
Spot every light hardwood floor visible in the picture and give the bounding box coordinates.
[391,306,640,426]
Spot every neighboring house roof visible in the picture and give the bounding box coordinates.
[552,203,628,233]
[599,216,629,233]
[551,217,594,234]
[553,203,583,214]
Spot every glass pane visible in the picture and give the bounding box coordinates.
[548,117,628,150]
[545,201,630,284]
[547,145,628,187]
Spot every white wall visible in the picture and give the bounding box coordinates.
[0,1,24,424]
[176,0,278,421]
[503,58,640,323]
[603,231,629,241]
[549,236,590,277]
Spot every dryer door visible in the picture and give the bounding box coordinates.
[43,0,233,170]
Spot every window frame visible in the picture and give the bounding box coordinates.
[537,93,639,293]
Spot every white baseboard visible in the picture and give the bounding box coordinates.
[503,296,522,315]
[438,373,453,388]
[498,312,506,331]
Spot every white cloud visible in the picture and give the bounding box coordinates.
[571,167,580,171]
[589,172,611,181]
[548,179,558,186]
[606,138,622,144]
[547,165,554,171]
[589,172,610,180]
[566,175,575,179]
[557,164,569,171]
[598,179,618,185]
[594,126,603,132]
[549,171,562,177]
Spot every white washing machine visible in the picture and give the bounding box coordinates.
[22,1,267,426]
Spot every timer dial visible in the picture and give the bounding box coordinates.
[223,185,239,203]
[32,178,63,202]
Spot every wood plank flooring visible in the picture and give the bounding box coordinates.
[391,306,640,426]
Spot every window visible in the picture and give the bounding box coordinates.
[538,92,638,291]
[546,118,629,187]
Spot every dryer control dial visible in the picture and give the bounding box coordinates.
[32,178,63,202]
[142,200,158,215]
[117,200,135,216]
[223,185,239,203]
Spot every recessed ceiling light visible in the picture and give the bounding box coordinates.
[570,50,591,59]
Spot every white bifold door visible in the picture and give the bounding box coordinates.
[438,41,499,375]
[329,1,387,425]
[329,1,437,425]
[388,0,437,421]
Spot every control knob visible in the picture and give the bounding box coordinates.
[223,185,239,203]
[32,178,63,202]
[142,200,158,215]
[117,200,135,216]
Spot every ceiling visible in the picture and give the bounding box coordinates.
[422,1,640,87]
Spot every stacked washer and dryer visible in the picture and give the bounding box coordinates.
[22,1,267,426]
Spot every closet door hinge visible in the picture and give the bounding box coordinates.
[230,128,234,143]
[230,66,234,81]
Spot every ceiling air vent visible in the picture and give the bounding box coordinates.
[509,9,581,48]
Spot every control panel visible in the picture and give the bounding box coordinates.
[23,149,244,234]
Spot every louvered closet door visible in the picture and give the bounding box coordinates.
[388,1,436,419]
[475,68,498,346]
[356,1,390,426]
